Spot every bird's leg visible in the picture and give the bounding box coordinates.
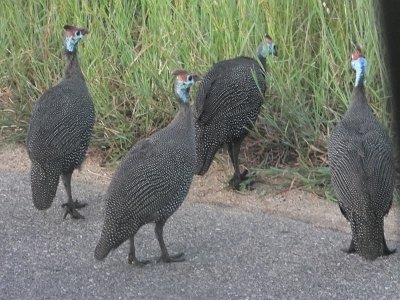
[61,171,86,219]
[382,237,396,256]
[128,237,151,266]
[155,220,185,263]
[227,140,253,190]
[342,238,356,254]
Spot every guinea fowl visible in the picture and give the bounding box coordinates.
[27,25,95,219]
[328,48,396,260]
[194,34,277,190]
[94,70,200,265]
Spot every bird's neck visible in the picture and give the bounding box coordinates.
[179,101,191,112]
[175,84,190,104]
[348,85,369,115]
[64,50,85,81]
[168,101,193,131]
[351,85,366,101]
[347,61,369,115]
[257,54,267,71]
[354,60,366,88]
[354,72,365,88]
[256,42,269,71]
[175,101,192,121]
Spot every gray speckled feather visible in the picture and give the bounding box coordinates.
[328,52,395,260]
[27,26,94,215]
[95,71,198,263]
[194,57,266,175]
[28,79,94,162]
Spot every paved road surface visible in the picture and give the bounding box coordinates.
[0,170,399,299]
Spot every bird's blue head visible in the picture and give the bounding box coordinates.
[63,25,89,53]
[257,34,278,59]
[351,47,367,87]
[172,70,201,103]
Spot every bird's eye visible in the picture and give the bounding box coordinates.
[76,30,81,36]
[188,75,193,81]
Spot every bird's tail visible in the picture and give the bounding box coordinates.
[95,216,131,261]
[30,161,59,210]
[195,150,215,175]
[194,125,221,175]
[352,211,386,260]
[94,234,113,260]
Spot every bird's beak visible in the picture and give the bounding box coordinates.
[80,28,90,35]
[192,74,202,82]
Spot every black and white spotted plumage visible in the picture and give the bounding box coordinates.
[94,70,199,264]
[194,35,276,189]
[328,49,395,260]
[27,25,94,219]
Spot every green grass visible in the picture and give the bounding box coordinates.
[253,166,335,199]
[0,0,392,191]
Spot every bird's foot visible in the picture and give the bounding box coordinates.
[383,245,396,256]
[128,254,151,266]
[341,247,356,254]
[341,241,356,254]
[72,201,87,209]
[61,200,87,219]
[383,248,396,256]
[158,252,185,263]
[229,169,255,190]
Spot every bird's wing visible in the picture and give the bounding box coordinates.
[27,85,93,160]
[194,59,265,125]
[329,123,394,217]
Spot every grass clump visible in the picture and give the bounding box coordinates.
[0,0,391,192]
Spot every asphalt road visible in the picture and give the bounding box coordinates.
[0,170,399,299]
